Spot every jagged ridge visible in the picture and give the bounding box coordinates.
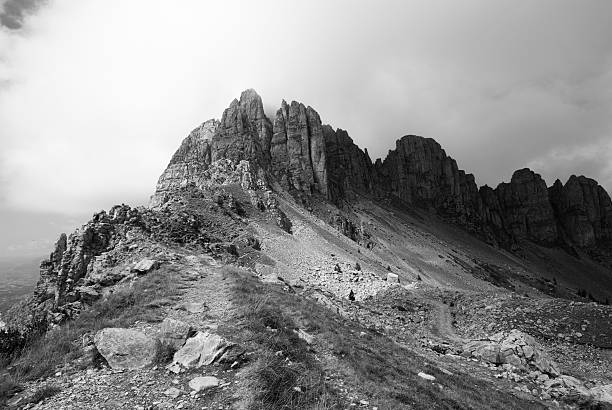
[154,89,612,258]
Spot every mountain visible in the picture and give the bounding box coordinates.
[2,90,612,409]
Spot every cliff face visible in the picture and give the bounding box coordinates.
[549,176,612,247]
[492,169,558,244]
[376,135,481,226]
[153,89,612,256]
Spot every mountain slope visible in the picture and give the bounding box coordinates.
[1,89,612,409]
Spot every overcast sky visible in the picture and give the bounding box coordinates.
[1,0,611,257]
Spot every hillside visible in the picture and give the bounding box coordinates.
[1,90,611,409]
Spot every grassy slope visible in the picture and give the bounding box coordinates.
[222,267,544,409]
[0,265,184,407]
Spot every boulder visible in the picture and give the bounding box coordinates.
[462,329,559,376]
[589,384,612,404]
[131,259,160,274]
[386,272,399,283]
[159,318,192,350]
[171,331,234,369]
[189,376,220,392]
[94,328,158,370]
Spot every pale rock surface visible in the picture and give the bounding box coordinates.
[94,328,158,370]
[131,259,160,274]
[171,331,234,369]
[188,376,220,392]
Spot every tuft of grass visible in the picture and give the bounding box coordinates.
[153,340,176,366]
[26,385,61,404]
[227,268,341,409]
[0,374,21,407]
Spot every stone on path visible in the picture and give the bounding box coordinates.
[178,302,208,314]
[189,376,220,392]
[94,328,158,370]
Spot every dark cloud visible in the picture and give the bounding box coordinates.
[0,0,46,29]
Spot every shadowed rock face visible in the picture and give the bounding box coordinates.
[153,89,612,256]
[493,169,558,244]
[212,89,273,166]
[376,135,481,226]
[549,176,612,247]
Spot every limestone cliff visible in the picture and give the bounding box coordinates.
[152,89,612,258]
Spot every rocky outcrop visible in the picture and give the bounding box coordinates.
[151,89,612,258]
[36,205,143,311]
[549,175,612,247]
[491,169,558,244]
[325,127,375,203]
[271,101,322,195]
[155,119,218,195]
[211,89,272,167]
[462,329,560,376]
[376,135,481,226]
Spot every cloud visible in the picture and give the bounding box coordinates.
[0,0,46,29]
[0,0,611,218]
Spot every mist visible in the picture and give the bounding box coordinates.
[1,0,611,256]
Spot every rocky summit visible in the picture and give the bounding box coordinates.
[2,89,612,409]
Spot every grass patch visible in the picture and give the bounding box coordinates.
[0,265,183,403]
[26,385,61,404]
[227,268,340,409]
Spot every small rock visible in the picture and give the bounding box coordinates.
[418,372,436,381]
[189,376,220,392]
[178,302,208,314]
[164,387,181,399]
[386,272,399,283]
[131,259,160,274]
[294,329,314,344]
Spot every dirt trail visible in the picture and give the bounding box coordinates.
[430,301,466,344]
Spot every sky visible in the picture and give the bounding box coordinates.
[1,0,611,258]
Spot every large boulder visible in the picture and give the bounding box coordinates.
[171,331,234,369]
[589,384,612,405]
[462,329,560,376]
[94,328,158,370]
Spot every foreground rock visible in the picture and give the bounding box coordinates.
[462,329,560,376]
[171,331,234,370]
[94,328,158,370]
